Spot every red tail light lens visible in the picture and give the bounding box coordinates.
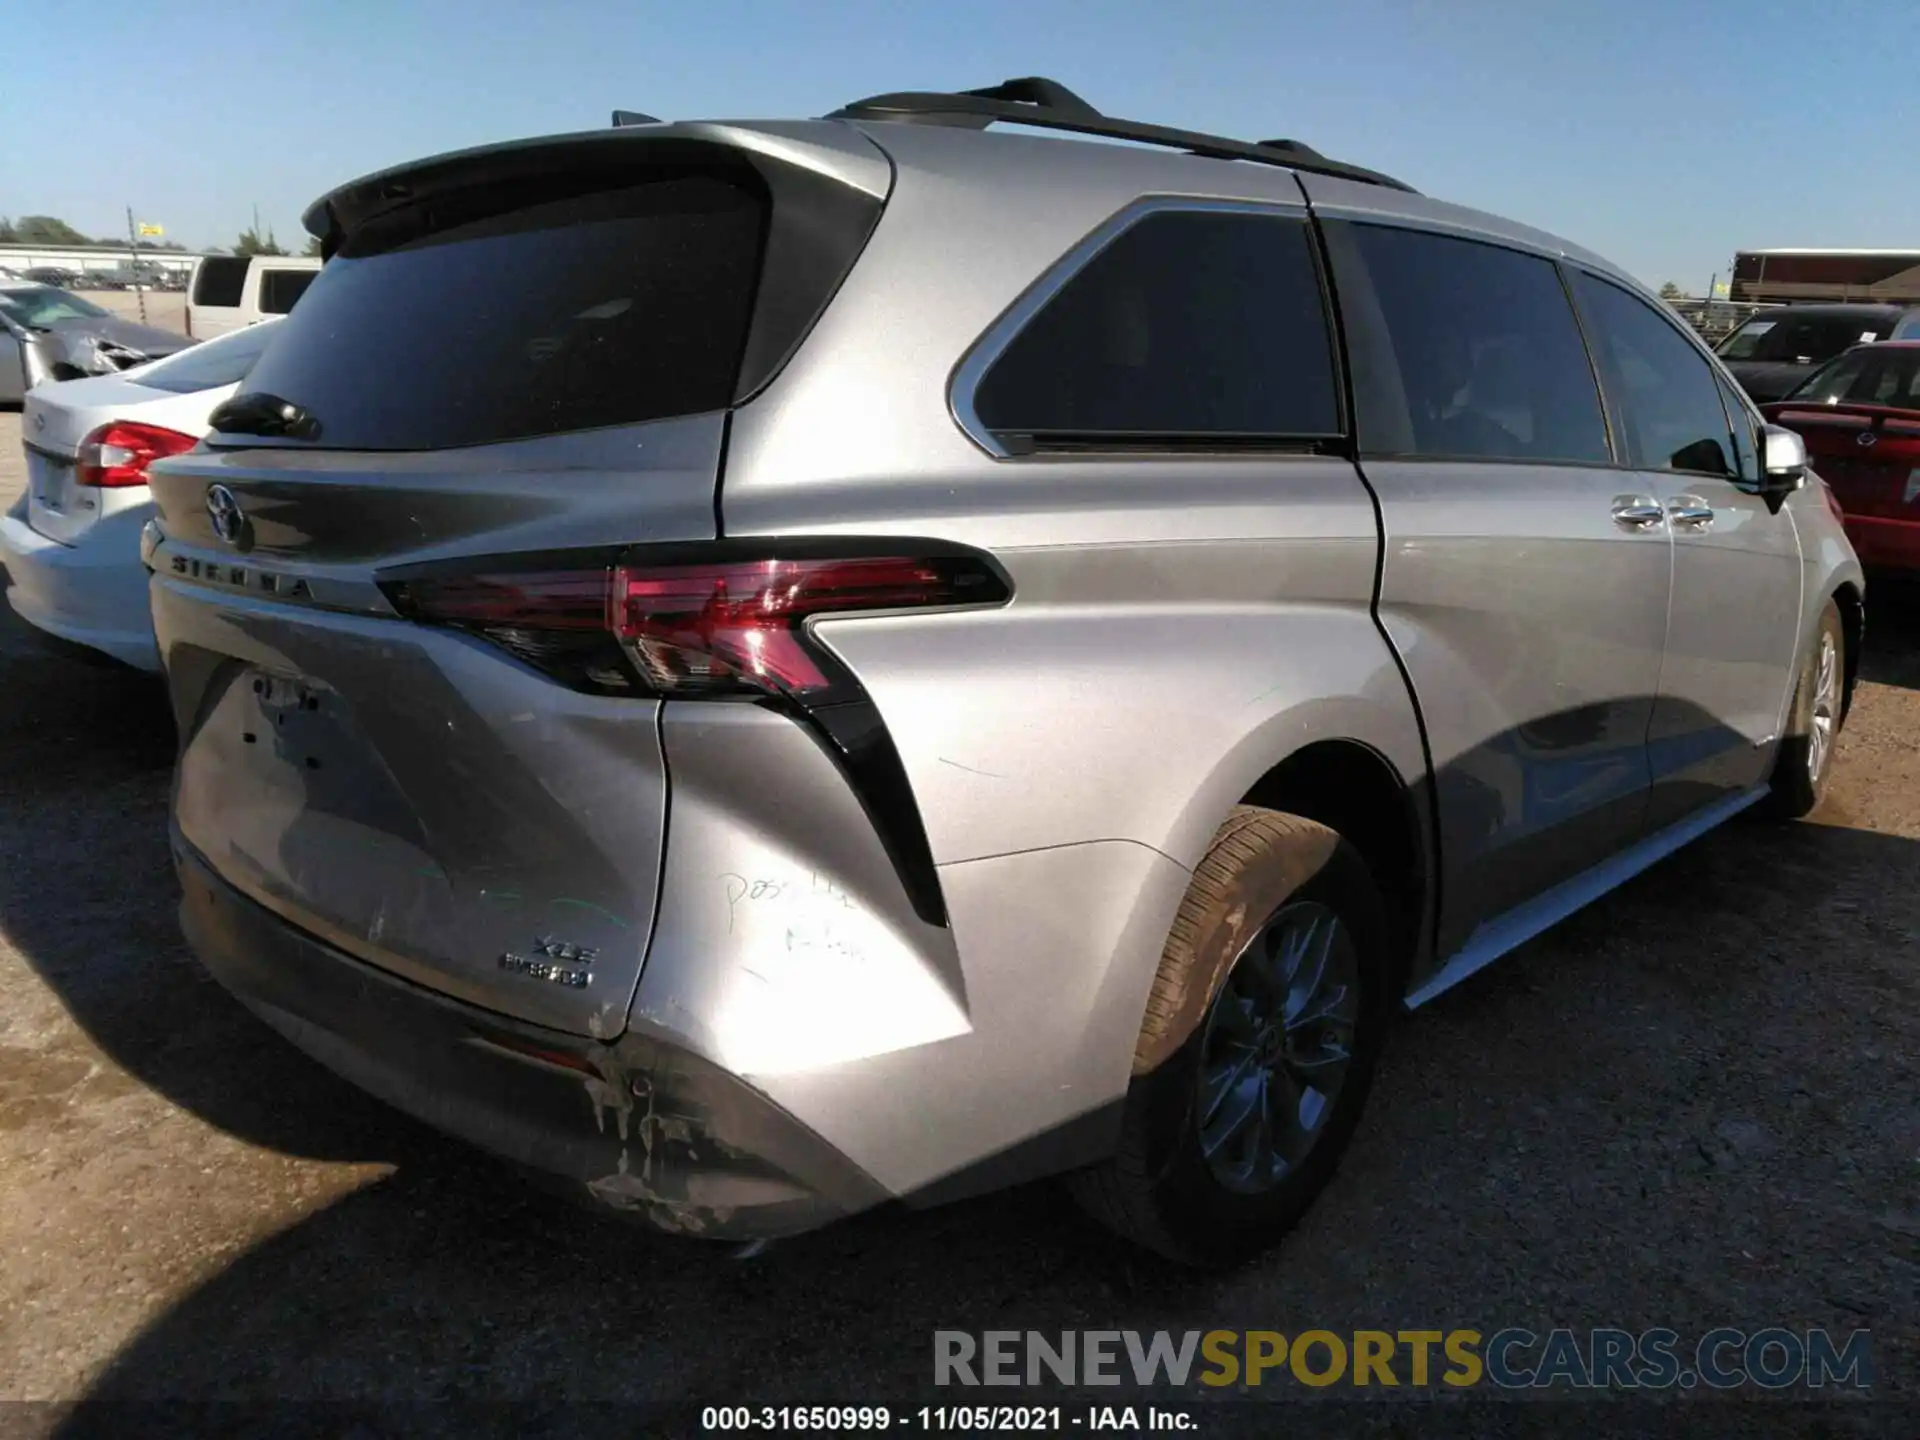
[386,548,1011,700]
[613,556,995,698]
[75,421,199,488]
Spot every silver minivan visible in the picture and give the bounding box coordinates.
[145,79,1863,1264]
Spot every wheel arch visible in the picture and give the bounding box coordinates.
[1236,737,1432,998]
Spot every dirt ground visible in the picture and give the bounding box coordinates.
[0,390,1915,1433]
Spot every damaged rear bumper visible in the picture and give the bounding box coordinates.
[172,832,890,1240]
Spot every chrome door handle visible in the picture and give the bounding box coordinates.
[1611,495,1665,529]
[1667,495,1714,529]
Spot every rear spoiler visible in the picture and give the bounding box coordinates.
[301,121,888,260]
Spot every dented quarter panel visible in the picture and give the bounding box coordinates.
[633,707,1195,1194]
[633,702,969,1077]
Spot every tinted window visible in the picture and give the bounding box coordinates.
[1343,225,1609,464]
[232,173,767,450]
[259,269,317,314]
[133,320,282,394]
[971,210,1339,444]
[192,256,249,308]
[1574,272,1736,475]
[1786,345,1920,409]
[1716,311,1892,363]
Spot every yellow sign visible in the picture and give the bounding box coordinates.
[137,222,164,237]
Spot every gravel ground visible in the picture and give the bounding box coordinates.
[0,399,1915,1434]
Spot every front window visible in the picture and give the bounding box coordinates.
[1786,346,1920,409]
[0,285,111,328]
[1572,272,1738,475]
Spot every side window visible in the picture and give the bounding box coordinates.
[1339,224,1611,464]
[1572,272,1737,476]
[970,209,1340,448]
[191,256,248,308]
[1716,374,1760,481]
[259,269,318,315]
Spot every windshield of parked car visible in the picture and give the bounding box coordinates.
[1785,346,1920,410]
[1717,311,1893,363]
[0,285,111,328]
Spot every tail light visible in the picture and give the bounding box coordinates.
[383,548,1011,703]
[75,421,199,488]
[382,543,1012,929]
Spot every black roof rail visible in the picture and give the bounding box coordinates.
[826,76,1415,192]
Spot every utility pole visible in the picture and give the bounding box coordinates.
[125,205,148,324]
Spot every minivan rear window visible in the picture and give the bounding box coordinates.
[192,256,249,308]
[259,269,317,314]
[229,172,768,450]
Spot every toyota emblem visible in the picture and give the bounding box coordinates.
[205,484,245,544]
[1856,430,1878,449]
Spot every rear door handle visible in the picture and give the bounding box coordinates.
[1667,495,1714,529]
[1611,495,1665,529]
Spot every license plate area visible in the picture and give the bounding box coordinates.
[26,449,76,510]
[225,668,424,843]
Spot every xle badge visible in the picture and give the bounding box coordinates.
[498,937,599,989]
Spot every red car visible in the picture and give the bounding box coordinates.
[1762,341,1920,570]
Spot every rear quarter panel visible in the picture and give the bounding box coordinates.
[668,128,1430,1196]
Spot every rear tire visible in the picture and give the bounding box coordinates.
[1760,599,1845,820]
[1068,807,1392,1267]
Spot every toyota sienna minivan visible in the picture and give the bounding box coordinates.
[145,79,1863,1264]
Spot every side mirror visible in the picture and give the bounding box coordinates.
[1761,424,1808,496]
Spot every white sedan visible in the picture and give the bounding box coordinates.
[1,320,282,669]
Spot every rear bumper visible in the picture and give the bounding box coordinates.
[172,833,890,1240]
[1843,514,1920,571]
[0,506,160,670]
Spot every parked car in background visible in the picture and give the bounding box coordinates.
[23,267,81,289]
[0,283,195,402]
[186,254,321,338]
[148,78,1860,1265]
[1,320,282,668]
[1716,303,1920,403]
[1762,341,1920,572]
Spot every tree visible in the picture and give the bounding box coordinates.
[7,215,94,245]
[234,225,288,257]
[301,234,324,257]
[1658,281,1683,300]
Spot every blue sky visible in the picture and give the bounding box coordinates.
[2,0,1911,289]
